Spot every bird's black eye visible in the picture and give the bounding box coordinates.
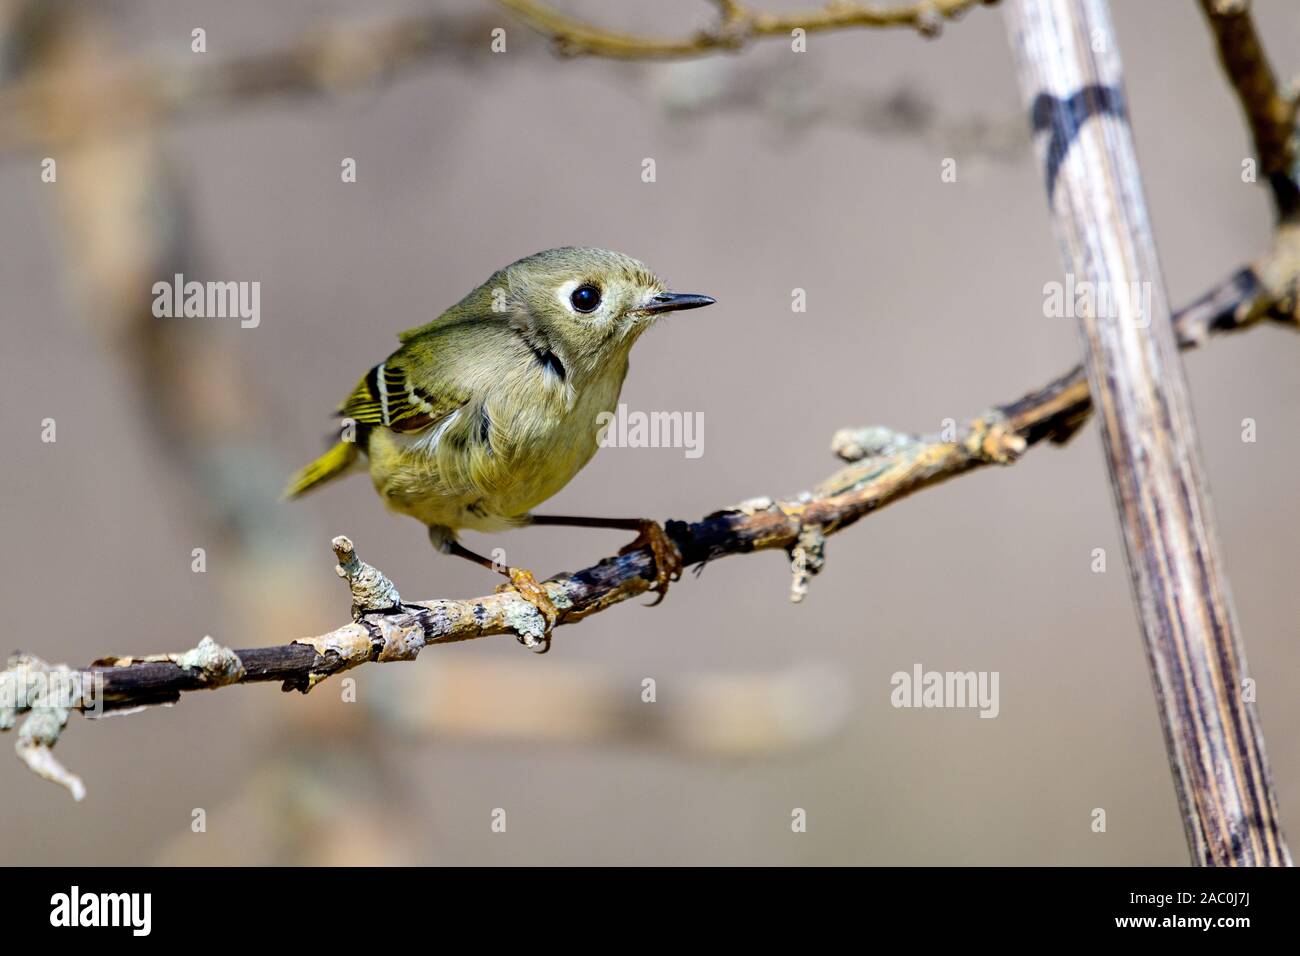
[570,284,601,313]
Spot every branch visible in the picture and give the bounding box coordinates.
[6,231,1298,797]
[1198,0,1300,219]
[1195,0,1300,324]
[496,0,995,59]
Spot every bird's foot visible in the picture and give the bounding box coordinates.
[619,520,683,606]
[496,567,558,653]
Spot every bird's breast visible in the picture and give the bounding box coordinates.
[370,359,629,529]
[480,363,627,511]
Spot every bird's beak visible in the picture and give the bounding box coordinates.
[638,292,716,314]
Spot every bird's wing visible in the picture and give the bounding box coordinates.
[339,348,469,434]
[395,266,516,345]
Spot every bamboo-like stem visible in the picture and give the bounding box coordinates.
[1004,0,1290,866]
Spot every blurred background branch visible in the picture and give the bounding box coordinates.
[0,5,501,153]
[495,0,993,58]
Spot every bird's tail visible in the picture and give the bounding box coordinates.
[283,441,359,500]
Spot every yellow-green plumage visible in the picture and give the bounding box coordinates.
[285,247,712,552]
[283,439,358,499]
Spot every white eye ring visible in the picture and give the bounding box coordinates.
[557,279,604,316]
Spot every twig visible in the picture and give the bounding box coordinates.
[1192,0,1300,324]
[496,0,994,59]
[1198,0,1300,219]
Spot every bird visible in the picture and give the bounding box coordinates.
[285,247,715,652]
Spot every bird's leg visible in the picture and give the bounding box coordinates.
[529,515,683,605]
[442,539,557,653]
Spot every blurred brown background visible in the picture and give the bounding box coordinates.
[1,0,1297,865]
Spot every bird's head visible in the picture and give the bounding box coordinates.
[489,247,714,383]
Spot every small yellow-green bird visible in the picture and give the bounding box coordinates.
[285,247,714,650]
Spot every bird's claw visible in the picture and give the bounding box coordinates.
[619,520,683,606]
[497,567,558,653]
